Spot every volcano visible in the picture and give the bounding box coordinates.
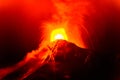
[3,40,92,80]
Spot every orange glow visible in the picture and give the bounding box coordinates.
[50,28,68,42]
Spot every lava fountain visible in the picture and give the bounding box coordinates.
[50,28,68,42]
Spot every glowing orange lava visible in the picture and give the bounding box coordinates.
[50,28,68,42]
